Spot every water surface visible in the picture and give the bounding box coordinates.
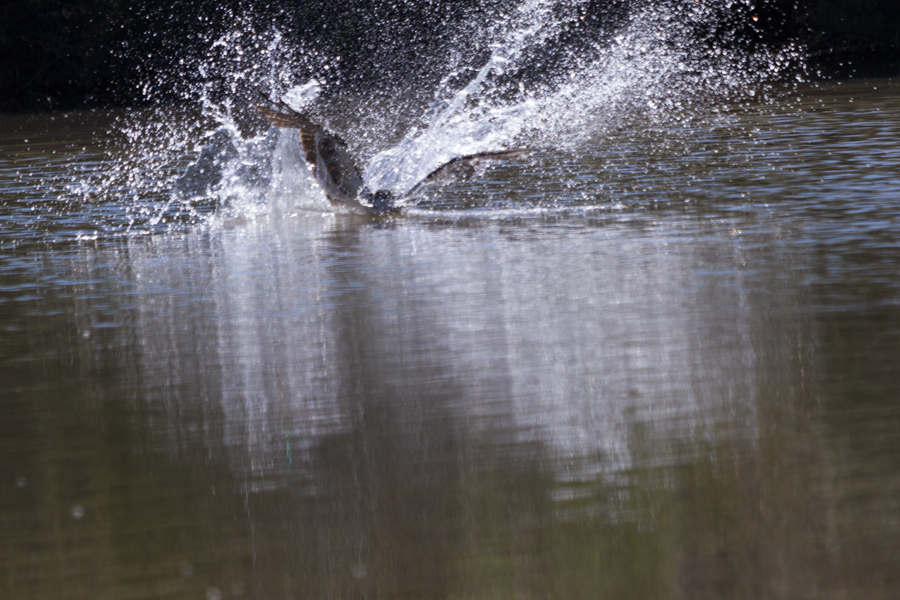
[1,79,900,599]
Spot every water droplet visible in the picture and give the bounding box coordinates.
[206,587,222,600]
[72,505,85,519]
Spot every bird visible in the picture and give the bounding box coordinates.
[253,97,536,215]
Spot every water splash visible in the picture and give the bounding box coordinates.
[363,1,804,197]
[62,0,805,233]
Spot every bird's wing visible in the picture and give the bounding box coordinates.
[254,100,366,209]
[403,148,539,199]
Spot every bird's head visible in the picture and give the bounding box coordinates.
[363,189,395,213]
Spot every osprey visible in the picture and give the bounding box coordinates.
[254,99,535,215]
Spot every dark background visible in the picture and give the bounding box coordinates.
[1,0,898,112]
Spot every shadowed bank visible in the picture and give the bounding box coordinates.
[2,0,899,112]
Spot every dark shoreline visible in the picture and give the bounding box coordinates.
[2,0,898,114]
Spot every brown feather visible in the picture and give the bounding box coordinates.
[253,101,367,210]
[404,148,539,199]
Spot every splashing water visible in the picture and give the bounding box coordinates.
[363,1,804,196]
[52,0,803,234]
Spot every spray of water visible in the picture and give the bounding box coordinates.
[364,0,804,197]
[70,0,804,232]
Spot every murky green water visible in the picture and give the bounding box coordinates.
[2,79,900,599]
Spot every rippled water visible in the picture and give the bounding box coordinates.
[2,78,900,599]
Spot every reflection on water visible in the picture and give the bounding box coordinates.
[2,80,900,599]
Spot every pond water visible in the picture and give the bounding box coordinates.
[2,77,900,599]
